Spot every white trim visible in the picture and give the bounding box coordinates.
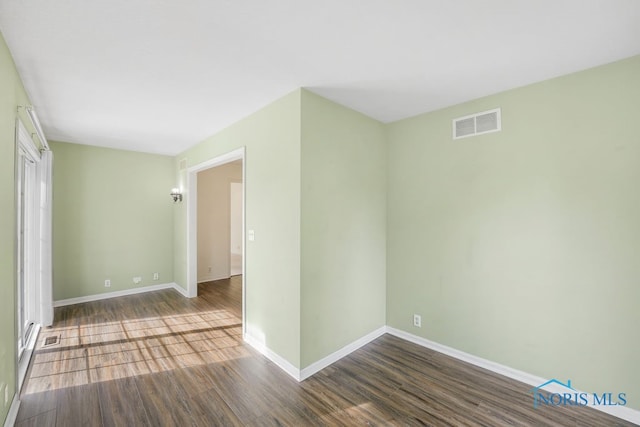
[300,326,386,380]
[3,392,20,427]
[244,333,301,381]
[15,117,49,399]
[171,283,189,298]
[38,150,54,327]
[24,106,50,151]
[244,326,386,383]
[385,327,640,425]
[592,400,640,424]
[186,147,245,332]
[16,119,41,162]
[386,327,542,384]
[241,156,245,336]
[53,282,184,307]
[197,274,230,284]
[18,324,40,391]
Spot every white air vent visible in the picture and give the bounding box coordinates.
[179,158,187,170]
[453,108,501,139]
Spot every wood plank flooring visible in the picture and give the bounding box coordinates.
[16,276,634,426]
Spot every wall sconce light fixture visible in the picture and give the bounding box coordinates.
[171,188,183,203]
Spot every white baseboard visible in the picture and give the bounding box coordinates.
[3,392,20,427]
[171,283,189,298]
[300,326,386,381]
[197,274,230,284]
[54,282,184,307]
[385,327,640,425]
[244,333,301,381]
[47,283,640,425]
[244,326,387,383]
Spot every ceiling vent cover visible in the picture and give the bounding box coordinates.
[453,108,501,139]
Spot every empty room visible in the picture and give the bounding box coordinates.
[1,1,639,426]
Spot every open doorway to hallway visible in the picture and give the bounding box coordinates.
[186,147,245,334]
[196,160,243,284]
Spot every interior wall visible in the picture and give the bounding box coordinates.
[0,31,37,423]
[196,161,242,282]
[51,141,175,300]
[175,89,302,368]
[300,90,387,367]
[386,55,640,409]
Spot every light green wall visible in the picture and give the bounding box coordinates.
[51,141,174,300]
[175,90,302,368]
[300,90,386,367]
[386,55,640,409]
[176,89,387,370]
[0,31,37,424]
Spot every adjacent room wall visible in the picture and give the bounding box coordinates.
[0,31,38,424]
[51,141,175,301]
[175,89,302,368]
[196,161,242,282]
[300,90,386,368]
[386,55,640,409]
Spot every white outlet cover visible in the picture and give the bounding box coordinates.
[413,314,422,327]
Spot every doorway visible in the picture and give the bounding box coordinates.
[195,163,243,283]
[15,118,53,390]
[186,147,245,333]
[16,141,37,362]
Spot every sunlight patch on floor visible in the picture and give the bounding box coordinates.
[24,308,248,394]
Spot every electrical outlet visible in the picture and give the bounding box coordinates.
[208,266,212,273]
[153,272,159,280]
[133,276,142,284]
[104,279,111,287]
[413,314,422,328]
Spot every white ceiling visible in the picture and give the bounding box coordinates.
[1,1,639,156]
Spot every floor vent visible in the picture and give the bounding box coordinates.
[453,108,501,139]
[43,335,60,347]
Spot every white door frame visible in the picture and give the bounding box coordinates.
[15,119,47,390]
[186,147,245,332]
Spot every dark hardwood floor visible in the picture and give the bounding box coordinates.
[15,276,633,426]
